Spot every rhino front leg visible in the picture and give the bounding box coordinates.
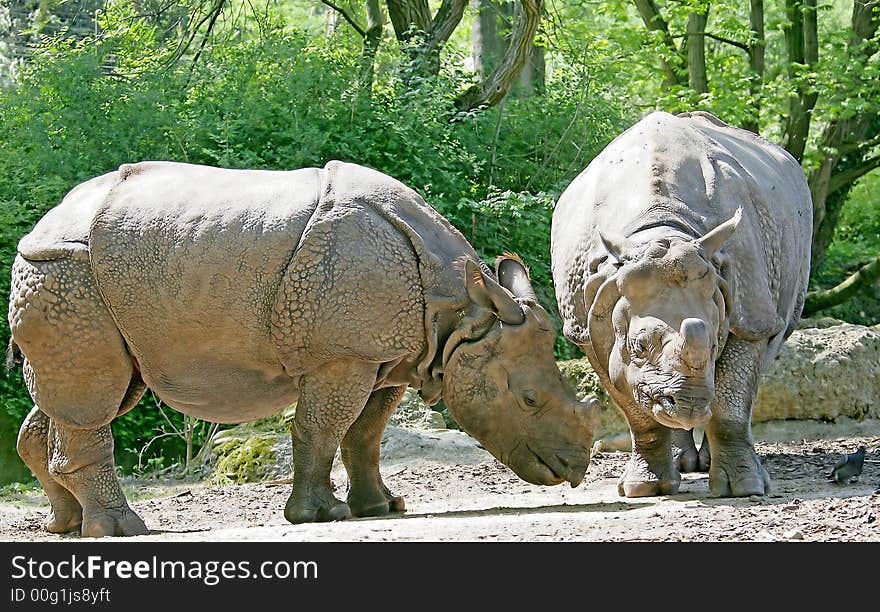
[16,406,83,533]
[618,422,680,497]
[705,336,771,497]
[285,359,379,525]
[341,385,407,518]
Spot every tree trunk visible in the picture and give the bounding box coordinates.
[455,0,542,111]
[631,0,685,86]
[807,0,879,272]
[517,40,545,96]
[386,0,432,37]
[321,1,385,102]
[744,0,765,134]
[782,0,818,162]
[387,0,466,77]
[687,9,709,94]
[809,117,878,272]
[471,0,505,78]
[472,0,544,96]
[360,0,384,98]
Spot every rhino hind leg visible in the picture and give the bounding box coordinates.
[671,428,700,473]
[341,385,408,518]
[285,359,379,525]
[618,425,681,497]
[16,406,83,533]
[47,419,148,537]
[704,337,771,497]
[9,255,148,537]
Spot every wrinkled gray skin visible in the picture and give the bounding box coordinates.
[8,160,597,537]
[551,111,812,498]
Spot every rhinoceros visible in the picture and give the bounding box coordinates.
[551,111,812,498]
[7,160,598,537]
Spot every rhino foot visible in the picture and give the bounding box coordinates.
[348,485,406,518]
[617,454,680,497]
[671,429,700,473]
[285,495,353,524]
[708,447,770,497]
[81,506,148,538]
[45,500,83,534]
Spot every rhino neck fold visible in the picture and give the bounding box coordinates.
[412,303,472,405]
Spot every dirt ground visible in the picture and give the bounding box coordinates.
[1,427,879,542]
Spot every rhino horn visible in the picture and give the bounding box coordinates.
[678,318,711,370]
[694,207,742,259]
[496,253,537,302]
[465,259,525,325]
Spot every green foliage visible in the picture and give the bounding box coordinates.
[209,434,276,484]
[810,173,880,324]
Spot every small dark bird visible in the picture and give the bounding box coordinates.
[828,446,867,484]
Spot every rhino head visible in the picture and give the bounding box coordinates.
[439,256,598,488]
[585,210,741,430]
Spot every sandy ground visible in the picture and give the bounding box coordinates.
[1,426,879,542]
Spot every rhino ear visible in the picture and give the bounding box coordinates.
[465,259,525,325]
[598,229,629,265]
[695,207,742,259]
[495,253,537,302]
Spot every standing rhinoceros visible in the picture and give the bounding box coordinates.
[551,111,812,498]
[8,160,598,537]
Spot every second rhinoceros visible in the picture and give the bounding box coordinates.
[551,111,812,498]
[8,160,597,537]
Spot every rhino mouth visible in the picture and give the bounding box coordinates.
[524,444,588,488]
[650,395,711,429]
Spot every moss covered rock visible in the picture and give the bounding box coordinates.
[557,358,628,437]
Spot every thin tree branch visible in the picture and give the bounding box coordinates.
[321,0,366,37]
[487,97,507,189]
[704,32,749,52]
[525,82,589,191]
[185,0,226,85]
[170,0,224,65]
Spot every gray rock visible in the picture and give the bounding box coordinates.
[753,323,880,422]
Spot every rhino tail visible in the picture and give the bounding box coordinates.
[6,338,21,374]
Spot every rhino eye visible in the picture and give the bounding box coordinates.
[521,390,538,407]
[630,334,650,357]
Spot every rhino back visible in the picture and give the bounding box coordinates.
[89,161,321,421]
[553,111,812,352]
